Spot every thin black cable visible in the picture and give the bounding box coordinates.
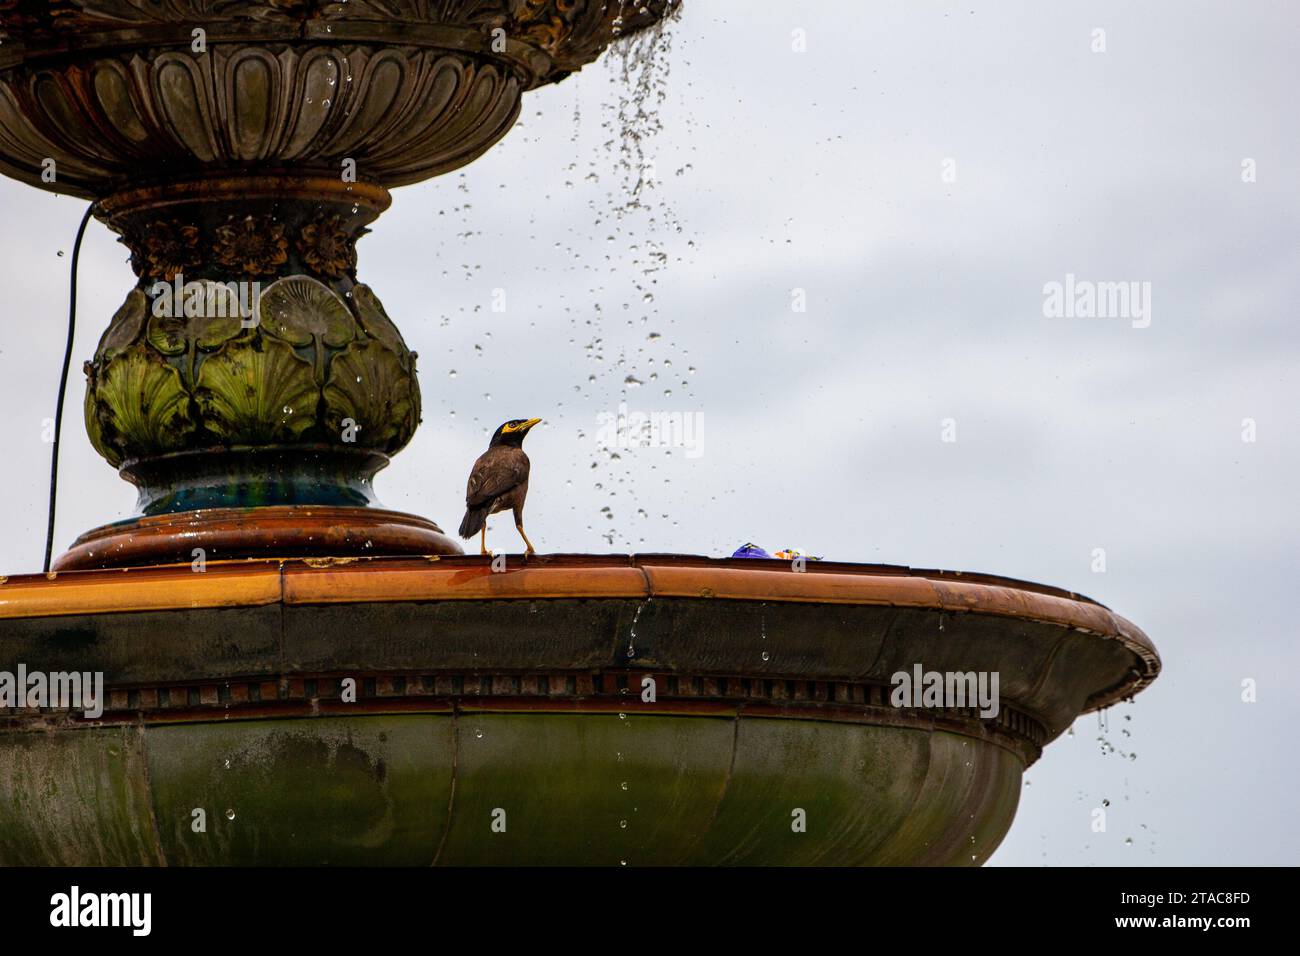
[44,203,95,573]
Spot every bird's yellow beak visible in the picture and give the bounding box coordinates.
[502,418,542,434]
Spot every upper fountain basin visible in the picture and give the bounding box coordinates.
[0,0,678,198]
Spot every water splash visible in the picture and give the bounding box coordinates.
[627,598,650,659]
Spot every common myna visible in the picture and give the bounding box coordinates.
[458,418,541,555]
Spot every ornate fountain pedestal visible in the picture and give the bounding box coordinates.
[0,0,675,567]
[64,174,459,567]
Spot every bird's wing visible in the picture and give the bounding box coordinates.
[465,450,529,507]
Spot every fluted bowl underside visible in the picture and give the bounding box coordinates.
[0,555,1157,866]
[0,45,523,197]
[0,0,679,198]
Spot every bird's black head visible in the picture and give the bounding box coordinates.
[489,418,542,447]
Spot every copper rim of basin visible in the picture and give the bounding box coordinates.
[51,507,464,571]
[93,175,393,221]
[3,553,1159,713]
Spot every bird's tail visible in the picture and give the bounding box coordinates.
[458,503,491,539]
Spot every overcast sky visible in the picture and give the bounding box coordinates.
[2,0,1297,865]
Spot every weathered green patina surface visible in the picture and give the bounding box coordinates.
[0,715,1020,866]
[0,558,1158,866]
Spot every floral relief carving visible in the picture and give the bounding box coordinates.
[351,284,407,356]
[297,214,357,280]
[138,220,201,281]
[213,215,289,277]
[94,288,148,361]
[84,270,422,462]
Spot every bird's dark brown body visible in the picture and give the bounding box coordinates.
[459,418,541,554]
[462,446,529,528]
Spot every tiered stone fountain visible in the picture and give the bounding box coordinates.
[0,1,1158,865]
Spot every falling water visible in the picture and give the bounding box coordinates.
[1087,699,1152,857]
[562,2,695,554]
[627,597,649,659]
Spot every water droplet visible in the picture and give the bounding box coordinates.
[225,808,236,820]
[761,651,770,661]
[474,728,483,739]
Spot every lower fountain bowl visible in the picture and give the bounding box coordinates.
[0,555,1158,866]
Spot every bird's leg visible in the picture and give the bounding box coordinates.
[480,524,489,556]
[512,504,535,557]
[516,521,536,557]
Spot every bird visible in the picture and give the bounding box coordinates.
[459,418,541,556]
